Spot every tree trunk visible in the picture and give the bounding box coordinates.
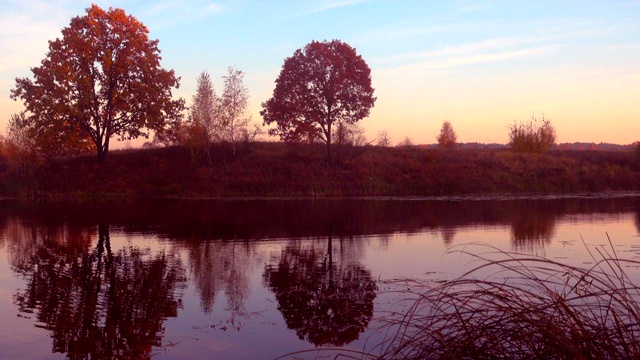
[326,123,333,165]
[97,138,110,163]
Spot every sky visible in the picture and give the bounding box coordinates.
[1,0,639,146]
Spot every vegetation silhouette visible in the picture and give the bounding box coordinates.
[1,142,639,197]
[369,243,640,359]
[436,121,457,149]
[261,40,376,164]
[509,115,557,153]
[10,4,184,162]
[8,222,186,359]
[263,235,377,346]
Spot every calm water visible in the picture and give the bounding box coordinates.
[1,197,640,359]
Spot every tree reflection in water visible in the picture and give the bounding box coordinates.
[263,235,377,347]
[11,223,186,359]
[187,240,254,316]
[509,202,557,252]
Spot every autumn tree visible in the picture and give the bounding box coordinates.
[261,39,376,164]
[10,5,185,162]
[437,120,457,149]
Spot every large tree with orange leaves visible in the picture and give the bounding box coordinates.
[261,40,376,164]
[11,5,185,162]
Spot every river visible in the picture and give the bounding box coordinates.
[0,196,639,359]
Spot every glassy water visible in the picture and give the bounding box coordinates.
[1,197,639,359]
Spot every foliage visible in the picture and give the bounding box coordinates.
[10,4,185,162]
[261,39,376,164]
[437,120,457,149]
[509,115,557,153]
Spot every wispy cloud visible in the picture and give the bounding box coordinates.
[148,1,183,15]
[312,0,371,13]
[457,1,493,13]
[376,37,544,64]
[605,44,640,51]
[0,0,74,73]
[376,45,558,77]
[143,2,224,29]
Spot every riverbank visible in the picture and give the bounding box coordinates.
[1,142,638,199]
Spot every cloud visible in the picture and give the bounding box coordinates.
[144,1,223,27]
[376,45,558,77]
[605,44,640,51]
[148,1,183,15]
[376,37,544,64]
[0,0,75,73]
[205,3,222,13]
[312,0,371,13]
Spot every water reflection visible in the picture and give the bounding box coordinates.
[9,222,186,359]
[263,235,377,346]
[0,197,639,357]
[186,240,254,315]
[1,197,638,252]
[509,202,557,251]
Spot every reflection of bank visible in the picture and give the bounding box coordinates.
[263,234,377,346]
[509,203,557,252]
[10,223,186,359]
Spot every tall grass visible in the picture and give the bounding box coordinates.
[374,239,640,359]
[278,239,640,359]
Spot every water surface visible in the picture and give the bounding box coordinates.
[1,197,639,359]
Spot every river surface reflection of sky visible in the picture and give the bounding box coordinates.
[0,198,639,359]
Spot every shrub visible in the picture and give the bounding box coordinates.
[509,115,556,153]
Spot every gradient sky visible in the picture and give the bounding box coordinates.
[1,0,639,146]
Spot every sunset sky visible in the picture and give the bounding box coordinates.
[1,0,639,146]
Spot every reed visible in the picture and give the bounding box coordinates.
[374,238,640,359]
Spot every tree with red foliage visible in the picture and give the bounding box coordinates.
[11,4,185,162]
[261,40,376,164]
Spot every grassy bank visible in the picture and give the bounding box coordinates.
[0,142,638,198]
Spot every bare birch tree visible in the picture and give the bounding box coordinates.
[221,67,251,157]
[189,71,221,163]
